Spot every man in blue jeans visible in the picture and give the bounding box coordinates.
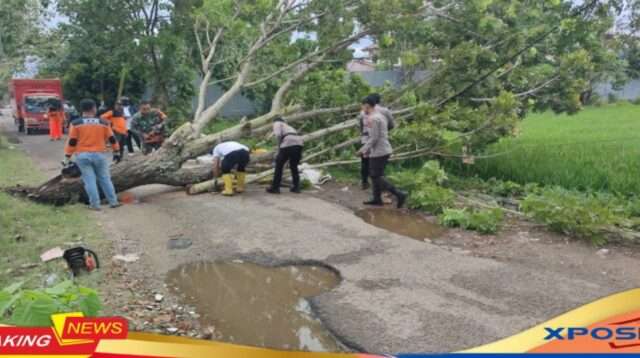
[64,99,122,211]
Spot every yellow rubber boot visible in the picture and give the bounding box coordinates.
[235,172,246,193]
[221,174,234,196]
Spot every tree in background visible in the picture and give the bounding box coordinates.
[0,0,44,100]
[11,0,640,203]
[39,0,195,121]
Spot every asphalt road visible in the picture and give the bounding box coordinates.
[4,109,640,354]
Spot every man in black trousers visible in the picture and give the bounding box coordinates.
[358,93,395,189]
[358,95,407,208]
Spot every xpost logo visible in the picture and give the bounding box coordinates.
[544,315,640,350]
[0,312,127,355]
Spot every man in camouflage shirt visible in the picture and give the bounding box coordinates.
[130,100,166,154]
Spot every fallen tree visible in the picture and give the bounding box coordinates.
[7,0,636,204]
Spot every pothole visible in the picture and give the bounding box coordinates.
[356,208,446,241]
[166,261,343,352]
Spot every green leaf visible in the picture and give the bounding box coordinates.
[45,280,74,296]
[76,291,101,317]
[0,291,17,318]
[10,293,59,327]
[3,282,24,294]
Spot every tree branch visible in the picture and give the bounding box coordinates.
[470,75,560,102]
[245,29,371,88]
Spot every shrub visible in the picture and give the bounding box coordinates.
[390,160,448,192]
[439,208,504,234]
[391,161,454,213]
[624,197,640,217]
[408,183,455,214]
[487,178,524,197]
[0,281,101,326]
[520,187,622,245]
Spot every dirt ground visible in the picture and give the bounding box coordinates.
[3,109,640,354]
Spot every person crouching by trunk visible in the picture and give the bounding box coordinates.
[358,95,407,208]
[64,99,122,211]
[100,100,128,158]
[212,141,250,196]
[266,117,304,194]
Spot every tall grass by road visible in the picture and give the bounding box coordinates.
[449,103,640,194]
[0,135,105,288]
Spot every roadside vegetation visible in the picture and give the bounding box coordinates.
[448,103,640,195]
[0,134,105,323]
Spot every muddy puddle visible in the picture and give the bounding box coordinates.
[356,208,445,241]
[166,261,343,352]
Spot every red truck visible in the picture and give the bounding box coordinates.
[9,79,64,135]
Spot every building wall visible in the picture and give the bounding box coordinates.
[352,70,429,88]
[594,79,640,101]
[191,80,259,119]
[356,70,640,101]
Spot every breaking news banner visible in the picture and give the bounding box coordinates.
[3,289,640,357]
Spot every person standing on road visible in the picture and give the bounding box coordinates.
[358,93,395,190]
[45,101,65,141]
[358,95,407,208]
[211,141,251,196]
[100,100,128,158]
[64,99,122,211]
[121,97,140,155]
[266,117,304,194]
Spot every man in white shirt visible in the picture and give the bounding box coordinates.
[212,141,251,196]
[120,97,140,155]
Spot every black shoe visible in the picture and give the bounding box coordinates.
[110,203,123,209]
[396,192,408,209]
[361,182,370,190]
[290,186,301,194]
[363,199,384,206]
[266,187,280,194]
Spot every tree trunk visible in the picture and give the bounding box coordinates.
[8,124,214,204]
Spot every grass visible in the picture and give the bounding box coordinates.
[448,102,640,195]
[0,135,105,289]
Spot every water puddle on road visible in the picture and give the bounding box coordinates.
[356,208,446,241]
[166,261,342,352]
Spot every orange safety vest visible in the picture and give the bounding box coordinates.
[100,110,128,135]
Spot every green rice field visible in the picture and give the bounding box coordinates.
[450,102,640,195]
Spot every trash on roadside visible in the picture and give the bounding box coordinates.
[597,248,610,258]
[63,247,100,276]
[113,253,140,263]
[44,274,59,287]
[155,294,164,303]
[167,237,192,250]
[40,247,65,262]
[300,164,332,185]
[19,263,39,270]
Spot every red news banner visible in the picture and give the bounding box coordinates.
[0,313,127,356]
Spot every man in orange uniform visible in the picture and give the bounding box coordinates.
[100,100,128,158]
[45,101,65,141]
[65,99,122,211]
